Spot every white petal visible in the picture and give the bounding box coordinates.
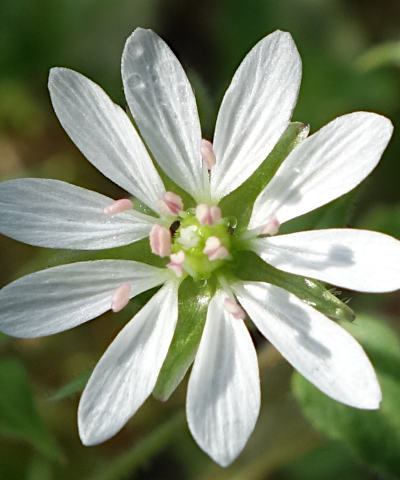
[249,112,393,228]
[0,261,169,338]
[252,229,400,293]
[210,30,301,201]
[48,67,165,212]
[78,282,178,445]
[234,281,381,409]
[122,28,209,201]
[186,290,260,467]
[0,178,156,249]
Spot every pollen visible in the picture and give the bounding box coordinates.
[261,215,280,236]
[111,283,131,312]
[104,198,133,215]
[150,224,172,257]
[157,191,184,216]
[223,297,246,320]
[201,139,216,170]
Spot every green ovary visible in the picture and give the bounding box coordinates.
[172,212,232,280]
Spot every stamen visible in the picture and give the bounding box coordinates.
[210,206,222,223]
[224,297,246,320]
[203,236,229,260]
[111,283,131,313]
[195,204,222,226]
[201,139,216,170]
[157,191,183,216]
[167,250,186,277]
[104,198,133,215]
[150,224,171,257]
[261,215,280,236]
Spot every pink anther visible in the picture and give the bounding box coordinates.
[201,139,216,170]
[104,198,133,215]
[111,283,131,313]
[203,236,229,261]
[224,297,246,320]
[261,215,280,236]
[157,191,183,216]
[167,250,186,277]
[149,224,171,257]
[195,204,222,226]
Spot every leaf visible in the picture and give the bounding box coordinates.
[356,40,400,72]
[220,122,309,228]
[153,277,212,401]
[232,251,355,323]
[292,315,400,479]
[0,358,64,462]
[26,455,53,480]
[48,368,92,402]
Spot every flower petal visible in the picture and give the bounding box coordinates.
[0,178,156,249]
[48,67,165,212]
[122,28,209,201]
[249,112,393,228]
[186,290,260,467]
[0,260,169,338]
[210,30,301,202]
[234,281,381,409]
[78,282,178,445]
[252,229,400,293]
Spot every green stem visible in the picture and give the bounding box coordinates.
[87,411,185,480]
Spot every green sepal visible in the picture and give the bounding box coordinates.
[292,315,400,479]
[232,251,355,323]
[219,122,309,228]
[153,277,212,401]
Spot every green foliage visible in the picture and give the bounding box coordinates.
[358,203,400,238]
[281,191,357,235]
[0,358,64,462]
[356,41,400,72]
[232,251,355,323]
[153,277,212,401]
[26,455,53,480]
[220,122,309,228]
[87,411,185,480]
[284,442,372,480]
[292,315,400,479]
[49,368,91,402]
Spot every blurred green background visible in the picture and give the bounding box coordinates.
[1,0,400,479]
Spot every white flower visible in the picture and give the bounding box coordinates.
[1,28,400,467]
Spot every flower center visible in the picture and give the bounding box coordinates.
[170,208,232,279]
